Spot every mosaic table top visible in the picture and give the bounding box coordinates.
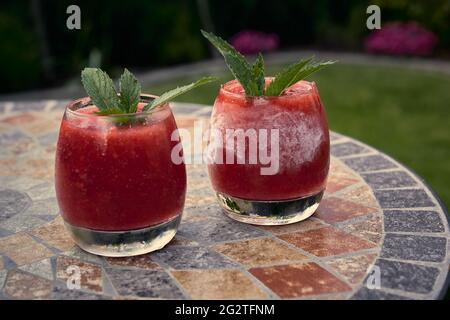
[0,100,448,300]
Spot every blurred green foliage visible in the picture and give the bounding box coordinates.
[0,0,448,93]
[0,2,41,92]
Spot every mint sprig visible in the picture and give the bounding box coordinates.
[80,68,216,118]
[250,53,265,96]
[119,68,140,113]
[201,30,335,97]
[201,30,257,96]
[81,68,121,112]
[266,59,335,96]
[142,76,217,111]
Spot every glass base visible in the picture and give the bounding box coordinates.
[64,215,181,257]
[216,191,324,226]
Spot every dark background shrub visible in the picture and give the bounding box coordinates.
[0,0,448,93]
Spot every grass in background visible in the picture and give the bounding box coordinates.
[146,63,450,209]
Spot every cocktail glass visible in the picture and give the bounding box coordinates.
[55,95,186,256]
[207,79,329,225]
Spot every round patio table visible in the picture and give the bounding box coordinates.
[0,100,448,300]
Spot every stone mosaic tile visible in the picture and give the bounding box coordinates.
[214,238,307,267]
[0,176,44,191]
[0,269,6,288]
[56,256,103,293]
[0,113,37,125]
[18,259,53,281]
[279,226,376,257]
[337,185,379,208]
[185,187,217,207]
[343,155,397,172]
[37,131,58,147]
[30,216,75,252]
[0,189,30,222]
[372,259,439,294]
[183,203,224,221]
[166,235,199,247]
[4,269,52,299]
[315,197,378,223]
[51,284,107,300]
[0,233,53,266]
[11,101,48,112]
[374,189,435,208]
[106,268,184,299]
[325,162,360,194]
[381,234,446,262]
[187,177,212,192]
[325,177,360,195]
[329,132,345,142]
[175,117,197,128]
[25,182,55,201]
[152,246,237,270]
[3,158,54,181]
[178,218,266,245]
[194,108,212,118]
[173,269,268,299]
[0,255,16,270]
[361,171,417,189]
[63,246,105,265]
[342,215,383,244]
[351,287,411,300]
[257,217,326,235]
[0,129,36,156]
[384,210,445,233]
[331,142,370,157]
[25,198,59,217]
[186,164,209,179]
[327,254,377,285]
[106,255,160,270]
[0,213,47,233]
[249,262,351,298]
[23,118,59,135]
[24,159,55,181]
[0,228,13,237]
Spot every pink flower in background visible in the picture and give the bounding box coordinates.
[229,30,279,55]
[364,22,438,56]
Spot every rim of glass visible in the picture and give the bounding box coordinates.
[66,94,169,118]
[219,78,317,101]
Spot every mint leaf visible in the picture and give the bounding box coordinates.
[81,68,120,112]
[201,30,257,96]
[250,53,265,96]
[291,60,336,83]
[119,68,141,113]
[265,57,312,96]
[143,76,217,111]
[266,59,335,96]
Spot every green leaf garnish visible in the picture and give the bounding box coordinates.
[265,57,313,96]
[119,68,140,113]
[201,30,257,96]
[250,53,265,96]
[142,76,217,111]
[80,68,216,120]
[81,68,120,112]
[201,30,336,97]
[267,59,335,96]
